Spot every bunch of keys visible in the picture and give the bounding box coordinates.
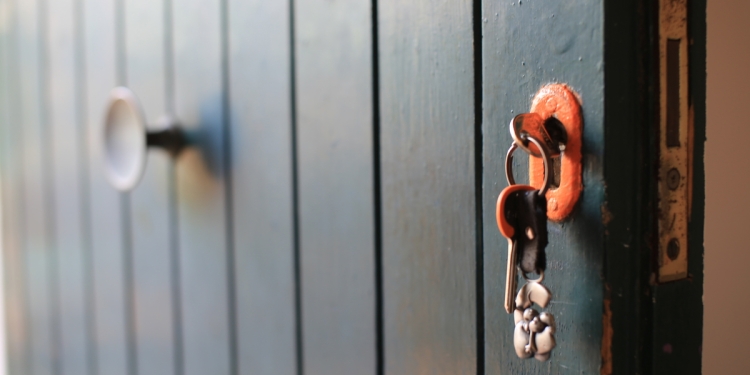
[496,128,557,361]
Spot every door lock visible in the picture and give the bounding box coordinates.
[512,84,583,222]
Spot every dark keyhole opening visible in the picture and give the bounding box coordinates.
[543,117,566,189]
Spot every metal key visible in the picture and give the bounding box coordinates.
[499,133,557,361]
[496,184,536,313]
[509,113,567,158]
[504,237,518,314]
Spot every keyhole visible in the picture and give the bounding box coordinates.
[543,117,566,189]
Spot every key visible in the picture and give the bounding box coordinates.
[497,183,549,313]
[509,113,566,158]
[496,184,536,313]
[504,237,518,314]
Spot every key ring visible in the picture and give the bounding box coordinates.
[505,135,553,196]
[520,268,544,284]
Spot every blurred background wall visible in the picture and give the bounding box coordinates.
[704,1,750,374]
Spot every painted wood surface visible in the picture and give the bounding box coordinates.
[82,0,129,372]
[227,1,297,374]
[17,1,57,374]
[0,0,33,374]
[379,1,477,373]
[125,0,179,374]
[47,0,91,373]
[0,1,707,374]
[600,1,655,373]
[481,2,605,374]
[294,0,377,374]
[172,0,232,373]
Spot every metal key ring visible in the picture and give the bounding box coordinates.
[505,135,553,196]
[520,267,545,284]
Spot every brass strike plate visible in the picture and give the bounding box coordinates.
[657,0,691,282]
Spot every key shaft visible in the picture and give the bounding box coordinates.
[504,237,518,313]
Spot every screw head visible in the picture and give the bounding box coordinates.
[667,238,680,260]
[667,168,681,191]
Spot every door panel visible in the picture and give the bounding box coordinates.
[294,0,377,374]
[0,1,706,374]
[227,1,297,374]
[0,1,29,374]
[83,0,129,373]
[173,0,232,373]
[48,0,91,373]
[18,1,56,374]
[379,1,477,373]
[125,0,179,374]
[482,2,604,374]
[481,3,605,374]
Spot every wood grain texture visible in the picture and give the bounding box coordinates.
[82,0,129,372]
[125,0,179,373]
[47,0,91,372]
[481,2,604,374]
[378,1,477,373]
[227,1,297,374]
[0,0,30,373]
[173,0,232,373]
[294,0,376,373]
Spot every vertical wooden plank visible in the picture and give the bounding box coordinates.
[124,0,179,373]
[47,0,91,373]
[378,1,477,373]
[481,1,604,374]
[0,0,30,373]
[17,0,58,373]
[294,0,376,373]
[173,0,232,373]
[227,1,297,374]
[82,0,129,372]
[601,1,655,373]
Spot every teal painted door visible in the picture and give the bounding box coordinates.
[0,0,704,374]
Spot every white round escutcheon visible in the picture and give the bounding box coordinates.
[104,87,147,192]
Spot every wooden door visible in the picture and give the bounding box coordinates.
[0,0,705,374]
